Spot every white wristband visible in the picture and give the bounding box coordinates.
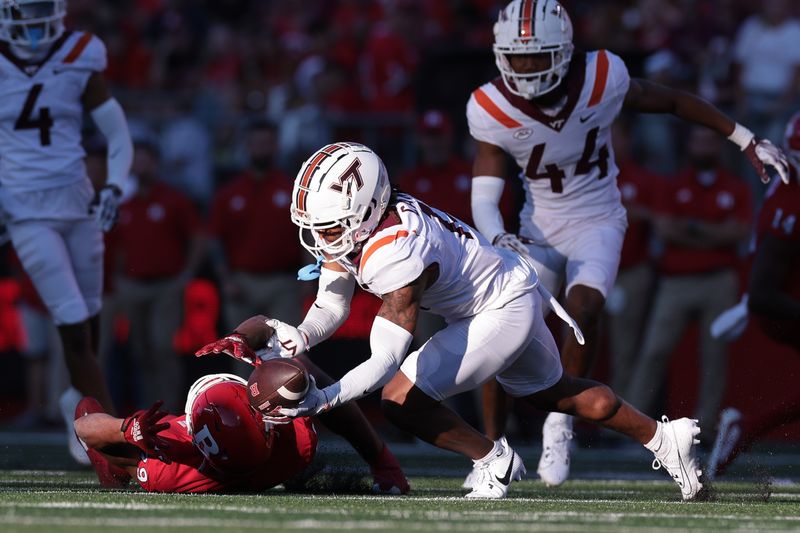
[471,175,507,243]
[727,123,755,151]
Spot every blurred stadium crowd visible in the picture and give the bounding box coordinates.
[1,0,799,445]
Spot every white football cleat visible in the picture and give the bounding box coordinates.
[462,463,481,490]
[706,407,743,481]
[651,416,703,501]
[59,387,91,466]
[537,412,573,487]
[465,436,526,499]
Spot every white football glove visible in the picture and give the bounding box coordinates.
[89,184,122,232]
[274,375,330,418]
[492,232,533,256]
[265,318,309,358]
[750,138,790,185]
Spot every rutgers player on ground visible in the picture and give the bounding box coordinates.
[0,0,132,463]
[466,0,789,487]
[74,374,318,493]
[707,113,800,479]
[209,142,709,500]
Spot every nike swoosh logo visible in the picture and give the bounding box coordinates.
[579,113,595,123]
[495,454,514,485]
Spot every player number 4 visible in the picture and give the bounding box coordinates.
[14,83,53,146]
[525,126,609,193]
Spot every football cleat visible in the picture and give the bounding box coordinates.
[75,397,131,488]
[60,387,90,465]
[537,412,573,487]
[370,444,410,495]
[465,436,526,499]
[651,416,704,501]
[461,463,482,490]
[706,407,743,481]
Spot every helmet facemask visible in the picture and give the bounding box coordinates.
[493,0,574,99]
[0,1,66,56]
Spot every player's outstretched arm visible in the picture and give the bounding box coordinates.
[279,268,432,418]
[624,78,789,184]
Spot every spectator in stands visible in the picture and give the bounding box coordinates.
[605,121,661,397]
[208,119,306,375]
[732,0,800,149]
[109,141,205,411]
[397,110,474,224]
[626,126,752,443]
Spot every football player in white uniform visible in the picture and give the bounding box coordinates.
[200,142,708,501]
[467,0,790,487]
[0,0,132,462]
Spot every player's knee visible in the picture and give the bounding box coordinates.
[585,384,620,421]
[567,289,604,328]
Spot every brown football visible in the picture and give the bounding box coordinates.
[247,358,309,414]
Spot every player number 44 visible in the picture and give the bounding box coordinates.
[14,83,53,146]
[525,126,609,193]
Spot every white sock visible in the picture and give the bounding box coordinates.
[546,412,573,428]
[644,421,666,454]
[475,439,503,464]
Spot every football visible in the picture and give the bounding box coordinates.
[247,358,310,414]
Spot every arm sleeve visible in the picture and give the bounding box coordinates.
[90,98,133,189]
[296,267,356,348]
[321,316,414,408]
[471,175,507,243]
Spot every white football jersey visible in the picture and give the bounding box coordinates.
[0,31,106,192]
[467,50,630,224]
[339,193,539,321]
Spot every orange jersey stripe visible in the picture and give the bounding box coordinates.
[587,50,609,108]
[474,89,522,129]
[360,230,410,271]
[63,32,93,64]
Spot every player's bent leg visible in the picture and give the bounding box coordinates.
[58,321,114,412]
[382,373,525,499]
[523,375,705,500]
[561,285,606,377]
[297,354,410,495]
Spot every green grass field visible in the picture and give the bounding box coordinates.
[1,472,798,532]
[0,437,798,533]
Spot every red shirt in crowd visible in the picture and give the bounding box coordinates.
[136,415,316,493]
[111,182,201,280]
[753,173,800,349]
[360,23,418,112]
[617,159,661,270]
[656,168,752,276]
[396,157,515,230]
[208,170,304,274]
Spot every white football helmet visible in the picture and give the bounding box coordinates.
[0,0,66,53]
[291,142,391,262]
[493,0,574,99]
[784,111,800,172]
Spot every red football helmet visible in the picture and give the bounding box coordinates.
[785,111,800,173]
[184,374,274,473]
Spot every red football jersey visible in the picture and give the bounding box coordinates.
[135,415,317,493]
[753,177,800,349]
